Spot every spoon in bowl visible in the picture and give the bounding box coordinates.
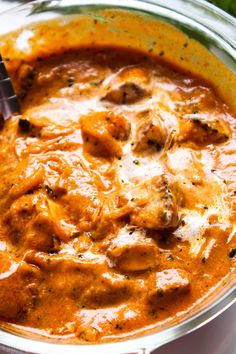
[0,54,21,122]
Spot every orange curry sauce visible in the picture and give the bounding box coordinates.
[0,47,235,342]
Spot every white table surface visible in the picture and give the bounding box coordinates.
[0,1,235,353]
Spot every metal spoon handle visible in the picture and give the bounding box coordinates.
[0,54,20,120]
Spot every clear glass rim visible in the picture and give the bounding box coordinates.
[0,0,235,353]
[1,280,235,354]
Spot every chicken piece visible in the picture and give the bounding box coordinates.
[104,83,146,105]
[173,210,209,256]
[4,193,75,251]
[214,141,236,211]
[90,212,115,240]
[41,153,102,233]
[178,115,231,145]
[0,251,17,279]
[8,160,44,199]
[133,110,168,152]
[22,103,80,139]
[148,269,190,301]
[0,259,40,321]
[102,66,149,104]
[24,250,108,274]
[16,63,36,98]
[129,175,179,229]
[80,272,132,308]
[176,85,231,146]
[4,194,37,235]
[32,197,73,243]
[24,251,110,300]
[18,114,71,139]
[3,194,52,251]
[166,147,225,209]
[80,111,131,158]
[75,304,141,342]
[107,226,159,271]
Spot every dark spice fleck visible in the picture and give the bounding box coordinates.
[71,231,80,238]
[19,118,31,133]
[229,249,236,258]
[115,323,123,330]
[167,254,174,261]
[147,139,155,146]
[133,159,140,165]
[149,308,157,316]
[90,80,102,86]
[26,189,34,195]
[45,185,54,196]
[67,77,75,87]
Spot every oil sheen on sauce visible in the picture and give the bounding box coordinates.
[0,47,235,342]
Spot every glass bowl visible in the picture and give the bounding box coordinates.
[0,1,235,353]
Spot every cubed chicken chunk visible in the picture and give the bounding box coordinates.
[80,272,132,308]
[0,259,40,321]
[24,250,108,274]
[4,193,72,251]
[133,110,168,152]
[129,175,179,229]
[107,226,159,271]
[102,66,150,104]
[149,269,190,301]
[179,115,231,145]
[4,194,37,235]
[80,111,131,158]
[23,251,118,307]
[8,160,44,199]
